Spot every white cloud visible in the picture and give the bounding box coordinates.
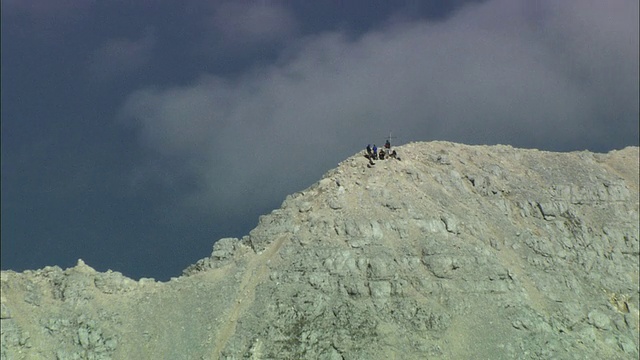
[122,0,639,217]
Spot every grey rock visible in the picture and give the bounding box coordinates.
[440,214,461,234]
[368,281,391,298]
[1,142,638,360]
[0,303,11,319]
[94,271,137,294]
[77,327,90,348]
[422,254,458,279]
[588,310,612,330]
[211,237,239,260]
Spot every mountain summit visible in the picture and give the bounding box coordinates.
[2,141,639,359]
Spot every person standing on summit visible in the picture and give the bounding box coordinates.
[372,144,378,160]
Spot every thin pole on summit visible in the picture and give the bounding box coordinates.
[386,131,397,145]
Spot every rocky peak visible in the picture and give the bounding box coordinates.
[2,141,639,359]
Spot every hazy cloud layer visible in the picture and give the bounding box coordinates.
[122,0,639,218]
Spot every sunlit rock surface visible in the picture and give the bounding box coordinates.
[2,141,638,359]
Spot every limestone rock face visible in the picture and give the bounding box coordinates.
[2,141,639,359]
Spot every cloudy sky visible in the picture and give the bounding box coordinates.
[2,0,638,281]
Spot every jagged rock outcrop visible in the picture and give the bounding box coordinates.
[2,141,639,359]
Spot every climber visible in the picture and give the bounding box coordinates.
[379,148,386,160]
[385,139,391,149]
[372,144,378,160]
[366,144,372,157]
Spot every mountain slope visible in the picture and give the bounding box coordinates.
[2,141,638,359]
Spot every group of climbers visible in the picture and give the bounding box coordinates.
[365,138,400,166]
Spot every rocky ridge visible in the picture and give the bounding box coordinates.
[1,141,639,359]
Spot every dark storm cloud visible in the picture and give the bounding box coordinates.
[212,1,298,45]
[87,28,157,82]
[122,0,639,219]
[193,0,299,70]
[2,0,95,19]
[2,0,96,41]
